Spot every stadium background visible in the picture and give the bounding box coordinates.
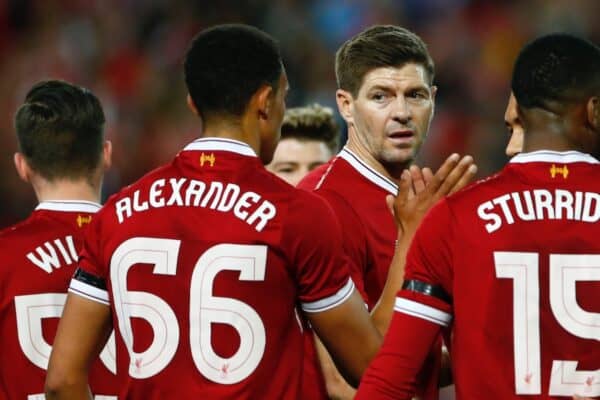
[1,0,598,226]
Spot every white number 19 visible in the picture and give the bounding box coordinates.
[495,252,600,396]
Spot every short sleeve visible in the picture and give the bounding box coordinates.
[397,199,455,327]
[68,212,110,305]
[283,192,355,313]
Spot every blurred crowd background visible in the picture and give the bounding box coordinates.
[1,0,599,226]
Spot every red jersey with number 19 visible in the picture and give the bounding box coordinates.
[0,201,119,400]
[358,151,600,400]
[69,138,354,399]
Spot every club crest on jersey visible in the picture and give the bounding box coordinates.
[549,164,569,179]
[200,152,216,167]
[76,214,92,227]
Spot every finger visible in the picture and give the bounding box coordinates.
[427,153,460,194]
[436,155,474,197]
[395,169,412,213]
[385,194,395,217]
[410,165,426,194]
[422,167,434,185]
[449,163,478,195]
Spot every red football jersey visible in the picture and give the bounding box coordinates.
[299,147,441,400]
[69,138,354,399]
[358,151,600,399]
[0,201,119,399]
[299,148,398,309]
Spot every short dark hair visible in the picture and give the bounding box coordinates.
[511,33,600,109]
[335,25,435,96]
[184,24,283,119]
[14,80,106,181]
[281,104,340,153]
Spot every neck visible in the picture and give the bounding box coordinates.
[521,107,581,154]
[203,116,260,155]
[346,131,407,184]
[33,179,101,204]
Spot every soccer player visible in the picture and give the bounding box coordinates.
[0,80,118,399]
[356,33,600,400]
[298,25,475,399]
[45,25,474,400]
[266,103,339,186]
[44,24,384,399]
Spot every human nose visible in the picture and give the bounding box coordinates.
[392,96,411,122]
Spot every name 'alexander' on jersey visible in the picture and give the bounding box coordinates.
[113,177,277,232]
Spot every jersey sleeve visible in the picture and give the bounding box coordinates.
[397,198,454,325]
[311,188,369,302]
[355,309,444,399]
[68,212,110,306]
[283,191,355,313]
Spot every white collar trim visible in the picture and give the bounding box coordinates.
[338,148,398,195]
[36,200,101,213]
[184,138,257,157]
[510,150,599,164]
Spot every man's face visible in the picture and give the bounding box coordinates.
[260,70,289,164]
[340,63,435,166]
[266,138,333,186]
[504,92,524,157]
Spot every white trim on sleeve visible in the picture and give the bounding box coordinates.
[68,278,110,306]
[301,278,355,313]
[394,297,452,327]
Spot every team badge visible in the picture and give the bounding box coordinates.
[200,152,216,167]
[76,214,92,227]
[549,164,568,179]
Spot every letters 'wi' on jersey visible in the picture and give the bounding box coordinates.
[397,151,600,399]
[0,201,119,399]
[70,138,354,399]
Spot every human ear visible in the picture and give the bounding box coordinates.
[587,96,600,131]
[336,89,354,124]
[14,152,31,183]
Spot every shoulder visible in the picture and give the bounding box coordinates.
[297,161,333,191]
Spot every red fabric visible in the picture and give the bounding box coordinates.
[357,154,600,399]
[77,141,352,399]
[0,207,120,398]
[299,151,441,400]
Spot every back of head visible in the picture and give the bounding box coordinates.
[184,24,283,121]
[281,104,340,153]
[14,80,106,181]
[511,33,600,110]
[335,25,435,96]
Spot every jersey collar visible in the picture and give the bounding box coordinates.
[36,200,102,213]
[510,150,599,164]
[338,147,398,195]
[183,137,257,157]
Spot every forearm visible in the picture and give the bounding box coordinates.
[371,230,413,334]
[45,374,93,400]
[314,335,357,398]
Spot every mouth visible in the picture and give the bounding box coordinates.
[387,130,415,146]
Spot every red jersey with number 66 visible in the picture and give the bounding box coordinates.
[70,138,354,399]
[357,150,600,400]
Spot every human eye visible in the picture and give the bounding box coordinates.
[276,165,296,174]
[407,89,429,100]
[370,91,388,102]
